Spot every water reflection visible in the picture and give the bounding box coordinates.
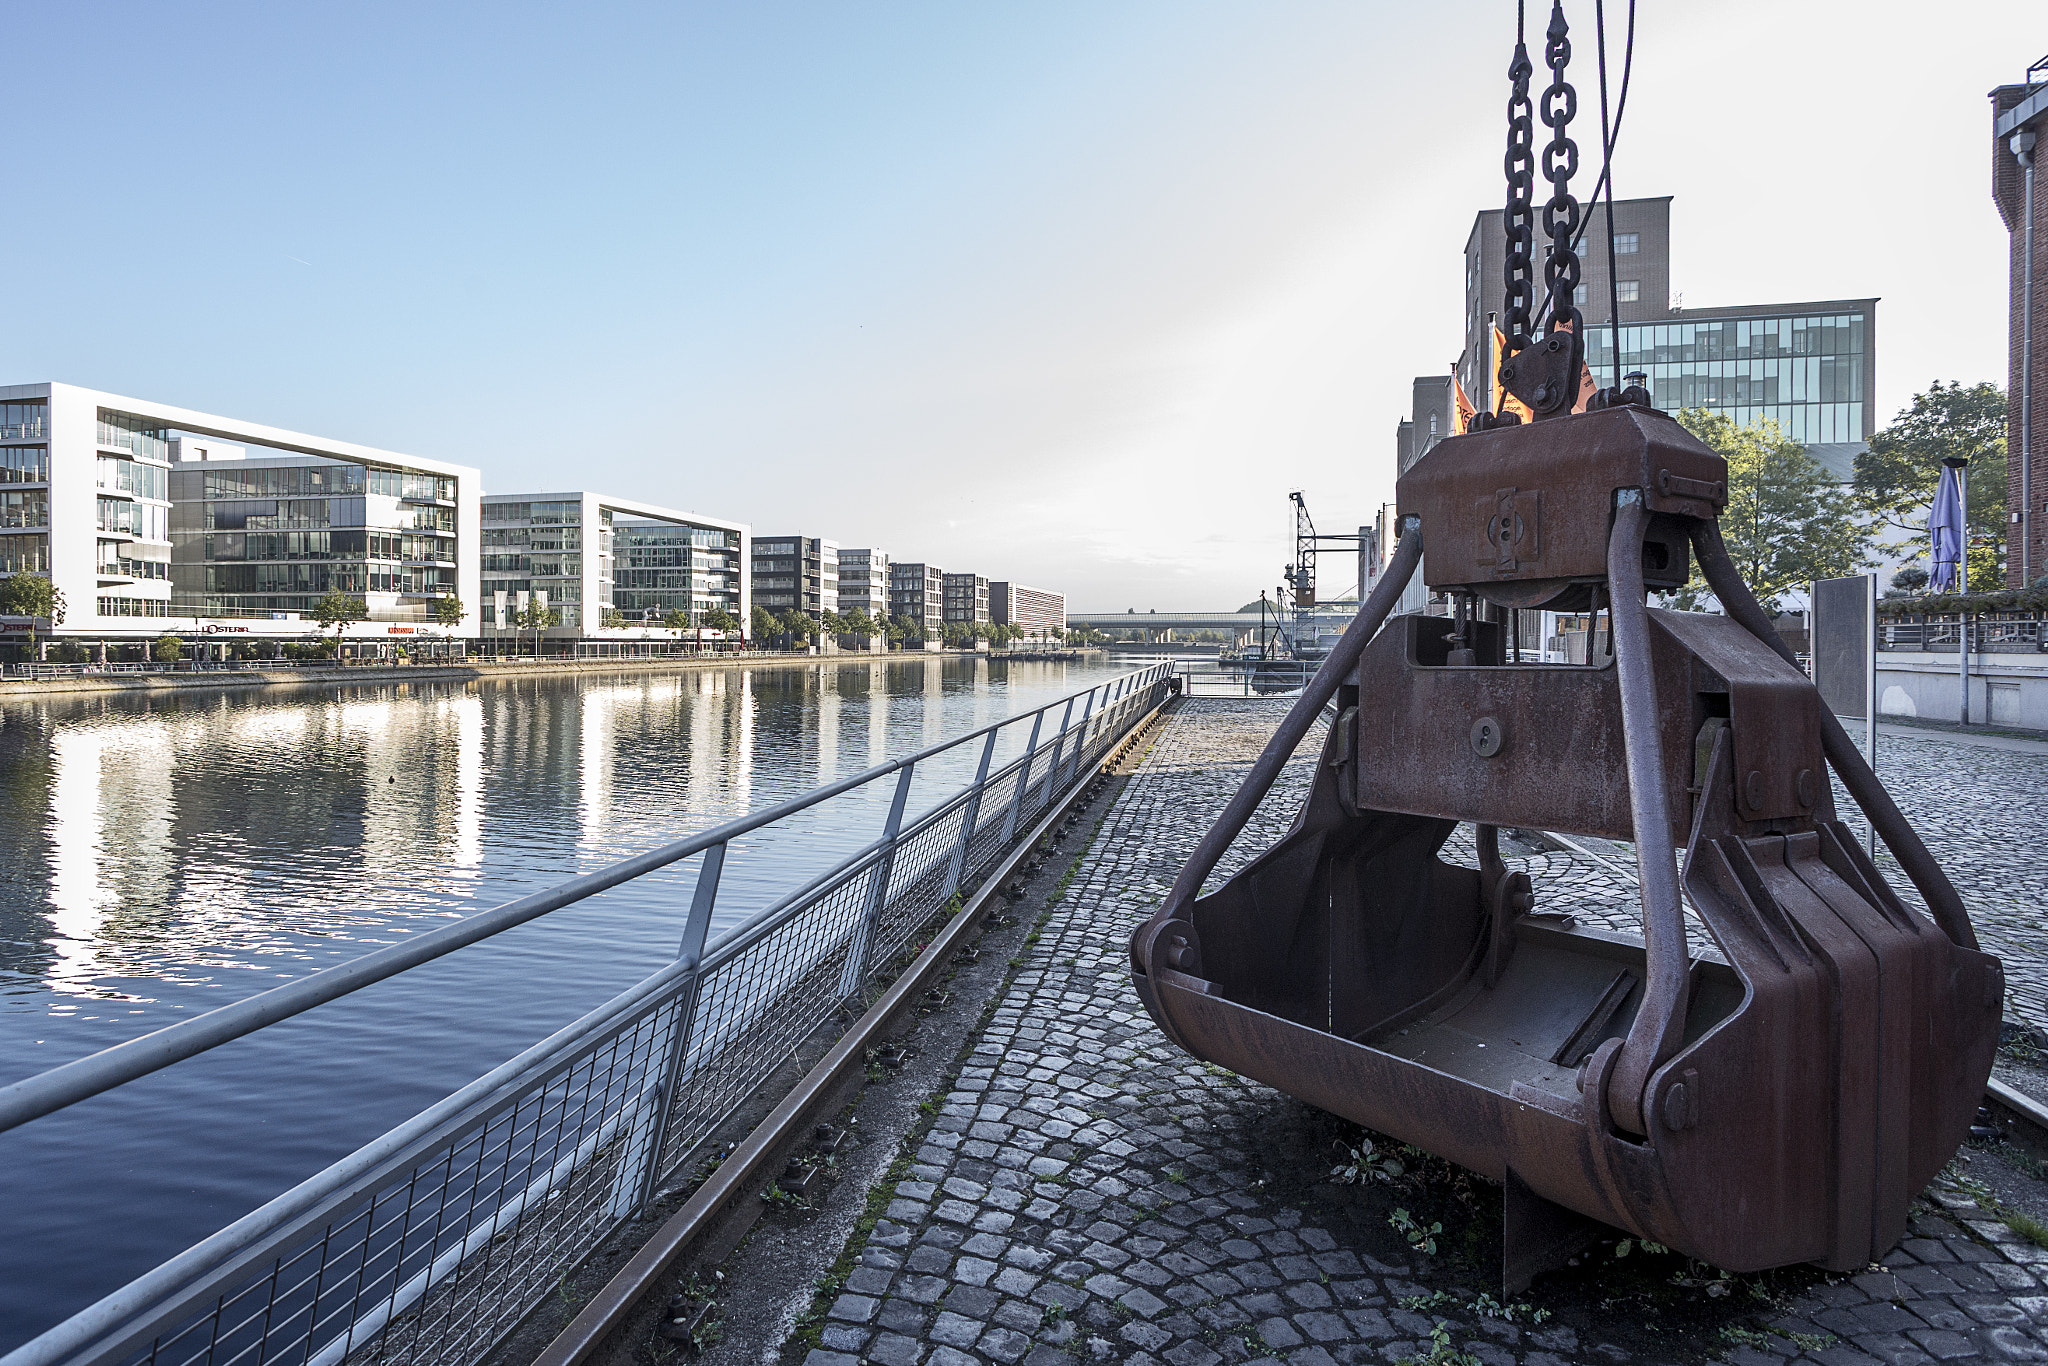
[0,656,1129,1352]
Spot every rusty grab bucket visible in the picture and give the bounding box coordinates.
[1130,404,2001,1288]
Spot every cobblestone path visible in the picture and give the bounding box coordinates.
[796,699,2048,1366]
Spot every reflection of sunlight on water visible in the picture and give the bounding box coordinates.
[450,692,483,877]
[46,721,175,998]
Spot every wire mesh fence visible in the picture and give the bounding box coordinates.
[4,664,1172,1366]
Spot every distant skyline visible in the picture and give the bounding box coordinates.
[1,2,2035,611]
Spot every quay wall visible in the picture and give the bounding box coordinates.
[0,650,1052,698]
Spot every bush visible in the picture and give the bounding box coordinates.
[153,635,184,664]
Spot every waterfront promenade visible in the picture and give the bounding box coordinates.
[713,698,2048,1366]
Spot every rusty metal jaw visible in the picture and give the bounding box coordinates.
[1601,496,1690,1137]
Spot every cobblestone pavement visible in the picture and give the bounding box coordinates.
[793,699,2048,1366]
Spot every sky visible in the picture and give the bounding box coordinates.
[1,1,2038,611]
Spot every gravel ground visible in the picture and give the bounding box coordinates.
[772,699,2048,1366]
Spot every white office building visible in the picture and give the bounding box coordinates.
[0,382,479,650]
[479,492,748,646]
[836,548,890,621]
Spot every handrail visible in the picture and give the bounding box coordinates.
[0,663,1167,1137]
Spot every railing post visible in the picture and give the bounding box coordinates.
[617,840,726,1218]
[1059,687,1099,787]
[943,729,1000,902]
[1035,698,1077,809]
[999,711,1044,844]
[837,763,917,1000]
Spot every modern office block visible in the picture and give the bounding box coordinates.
[752,535,837,620]
[0,381,479,645]
[989,582,1065,640]
[837,548,890,621]
[942,572,989,626]
[480,493,747,640]
[889,561,944,641]
[1457,197,1878,448]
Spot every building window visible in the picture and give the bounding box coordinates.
[5,489,51,529]
[1617,280,1640,303]
[1573,285,1588,305]
[0,533,50,572]
[1,402,48,440]
[1614,233,1639,254]
[1,445,49,483]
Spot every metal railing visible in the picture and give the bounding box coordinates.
[1879,613,2048,653]
[1175,658,1320,697]
[0,662,1174,1366]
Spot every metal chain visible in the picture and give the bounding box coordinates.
[1500,27,1537,356]
[1539,0,1583,337]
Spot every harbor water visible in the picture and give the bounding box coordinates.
[0,654,1135,1352]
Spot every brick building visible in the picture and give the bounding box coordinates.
[1994,63,2048,588]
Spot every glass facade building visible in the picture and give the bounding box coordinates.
[1460,198,1878,451]
[171,458,460,615]
[1582,309,1872,444]
[613,521,743,622]
[478,492,747,638]
[0,382,480,644]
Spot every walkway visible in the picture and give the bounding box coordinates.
[790,698,2048,1366]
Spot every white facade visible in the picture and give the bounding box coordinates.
[837,548,890,620]
[479,491,748,641]
[0,382,479,644]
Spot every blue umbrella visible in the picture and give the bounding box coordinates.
[1929,462,1965,591]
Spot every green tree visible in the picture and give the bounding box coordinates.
[1854,381,2007,583]
[889,613,919,645]
[313,587,368,640]
[702,607,739,635]
[661,608,692,642]
[751,604,778,643]
[821,608,848,636]
[779,608,812,644]
[153,634,184,664]
[1672,409,1872,613]
[0,573,66,651]
[514,600,561,655]
[842,607,875,638]
[599,606,626,630]
[431,595,465,629]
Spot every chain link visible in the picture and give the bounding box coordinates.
[1539,1,1583,337]
[1500,35,1537,356]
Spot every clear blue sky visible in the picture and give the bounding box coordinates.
[2,2,2035,609]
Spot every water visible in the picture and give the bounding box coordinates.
[0,654,1136,1352]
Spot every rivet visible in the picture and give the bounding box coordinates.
[1743,770,1764,810]
[1796,768,1817,808]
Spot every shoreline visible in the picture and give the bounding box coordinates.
[0,650,1107,699]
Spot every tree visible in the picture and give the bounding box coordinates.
[1890,564,1930,594]
[153,634,184,664]
[514,600,560,655]
[432,595,465,630]
[751,604,779,643]
[702,607,739,635]
[662,608,692,642]
[778,608,813,645]
[0,573,66,651]
[313,587,368,640]
[821,608,848,636]
[1854,382,2007,584]
[842,607,875,638]
[889,613,918,645]
[1672,409,1871,613]
[600,606,626,630]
